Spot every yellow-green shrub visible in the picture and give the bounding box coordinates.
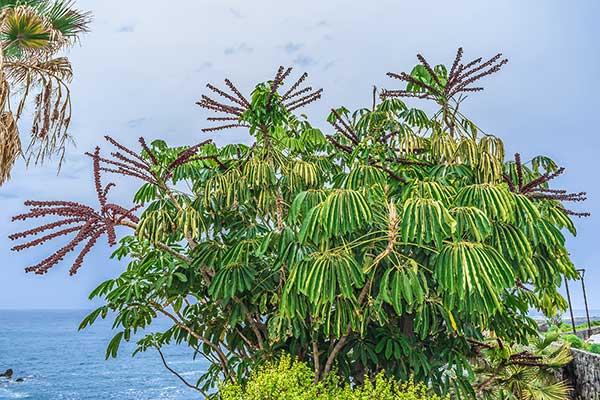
[218,355,443,400]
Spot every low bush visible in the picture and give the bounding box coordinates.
[218,355,444,400]
[561,334,585,349]
[588,343,600,354]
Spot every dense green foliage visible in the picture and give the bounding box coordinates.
[219,354,444,400]
[548,319,600,333]
[560,334,600,354]
[11,50,585,398]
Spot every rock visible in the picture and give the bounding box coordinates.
[0,369,13,378]
[14,378,24,383]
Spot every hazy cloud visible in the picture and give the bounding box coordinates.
[195,61,213,71]
[284,42,303,54]
[323,60,335,70]
[292,55,316,67]
[127,118,147,128]
[229,7,242,18]
[224,43,253,55]
[117,24,135,33]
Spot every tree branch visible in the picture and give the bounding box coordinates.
[153,344,208,397]
[150,301,235,383]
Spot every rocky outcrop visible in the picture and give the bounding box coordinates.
[0,369,13,378]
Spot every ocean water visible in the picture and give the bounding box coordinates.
[0,310,208,399]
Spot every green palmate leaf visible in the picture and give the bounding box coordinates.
[476,150,503,183]
[378,266,428,314]
[176,206,206,241]
[191,241,224,270]
[319,189,372,237]
[401,197,455,248]
[512,193,541,223]
[344,164,386,190]
[288,160,320,191]
[404,179,456,205]
[395,129,427,155]
[291,250,364,304]
[204,168,241,207]
[43,0,90,39]
[320,297,360,337]
[243,158,276,188]
[297,204,324,244]
[209,262,256,301]
[399,108,430,128]
[434,241,515,316]
[489,223,532,262]
[455,183,515,222]
[136,207,176,243]
[523,218,566,249]
[450,206,492,242]
[430,132,457,164]
[105,331,124,359]
[1,6,52,57]
[544,206,576,236]
[531,155,559,173]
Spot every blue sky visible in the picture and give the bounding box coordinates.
[0,0,598,311]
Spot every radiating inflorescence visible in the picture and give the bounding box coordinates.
[382,47,508,103]
[9,148,141,275]
[505,153,589,217]
[88,136,213,183]
[197,66,322,132]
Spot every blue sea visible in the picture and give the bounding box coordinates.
[0,310,208,399]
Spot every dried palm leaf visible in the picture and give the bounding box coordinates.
[0,110,20,184]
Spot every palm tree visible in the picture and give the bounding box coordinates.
[0,0,91,184]
[472,334,572,400]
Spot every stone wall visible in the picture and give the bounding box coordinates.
[561,348,600,400]
[571,326,600,341]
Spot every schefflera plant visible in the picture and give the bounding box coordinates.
[10,49,586,399]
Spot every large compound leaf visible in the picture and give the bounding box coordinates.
[401,197,456,248]
[455,183,515,222]
[489,223,532,262]
[290,250,364,304]
[318,189,372,237]
[450,206,492,242]
[434,241,514,316]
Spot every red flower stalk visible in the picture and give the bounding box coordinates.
[503,153,589,217]
[383,48,508,103]
[328,108,359,145]
[198,66,322,132]
[88,136,214,184]
[9,148,141,275]
[281,72,308,100]
[266,66,292,110]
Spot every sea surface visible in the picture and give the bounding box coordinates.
[0,310,208,399]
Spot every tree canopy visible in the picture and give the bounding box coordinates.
[10,49,586,399]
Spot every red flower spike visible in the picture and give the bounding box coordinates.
[10,149,140,274]
[198,66,322,132]
[87,136,213,185]
[382,48,508,103]
[503,153,589,217]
